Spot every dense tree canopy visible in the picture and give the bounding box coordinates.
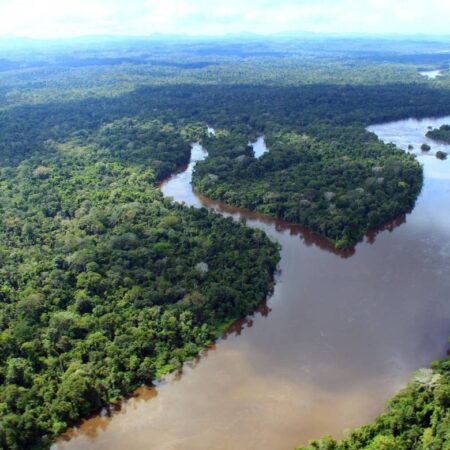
[0,105,279,450]
[296,355,450,450]
[194,128,421,248]
[0,38,449,449]
[426,124,450,143]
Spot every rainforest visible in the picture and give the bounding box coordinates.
[0,35,449,450]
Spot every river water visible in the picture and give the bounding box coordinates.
[419,70,443,79]
[251,136,268,158]
[54,117,450,450]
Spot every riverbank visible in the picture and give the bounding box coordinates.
[55,116,450,450]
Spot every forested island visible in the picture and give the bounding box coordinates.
[426,124,450,143]
[0,36,449,449]
[193,128,421,249]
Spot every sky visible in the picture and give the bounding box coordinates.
[0,0,450,39]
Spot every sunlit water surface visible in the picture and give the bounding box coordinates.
[419,70,443,79]
[54,118,450,450]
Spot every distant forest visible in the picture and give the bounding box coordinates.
[0,37,449,449]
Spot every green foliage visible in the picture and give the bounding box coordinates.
[296,356,450,450]
[0,39,450,449]
[0,123,279,449]
[193,119,423,249]
[426,124,450,143]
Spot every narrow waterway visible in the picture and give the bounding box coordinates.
[419,69,443,79]
[251,136,268,158]
[55,118,450,450]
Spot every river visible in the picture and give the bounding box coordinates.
[419,69,443,79]
[54,117,450,450]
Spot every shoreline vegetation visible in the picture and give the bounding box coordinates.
[296,351,450,450]
[0,119,280,450]
[426,124,450,144]
[0,37,449,449]
[193,128,422,249]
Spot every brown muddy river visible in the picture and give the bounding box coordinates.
[54,117,450,450]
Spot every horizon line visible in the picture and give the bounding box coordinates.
[2,30,450,43]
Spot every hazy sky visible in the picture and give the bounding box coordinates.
[1,0,449,39]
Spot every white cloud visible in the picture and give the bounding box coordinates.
[0,0,449,38]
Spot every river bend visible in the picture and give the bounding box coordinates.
[55,118,450,450]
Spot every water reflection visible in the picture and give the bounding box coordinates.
[419,69,442,79]
[197,190,416,258]
[55,116,450,450]
[249,135,269,158]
